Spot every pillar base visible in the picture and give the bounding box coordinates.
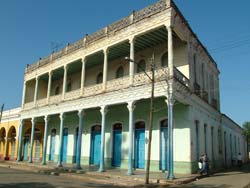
[167,174,175,180]
[98,168,105,172]
[127,171,134,176]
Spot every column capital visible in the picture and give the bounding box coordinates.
[59,113,65,120]
[103,47,109,54]
[35,76,39,81]
[44,115,50,123]
[100,105,108,115]
[64,64,69,70]
[127,101,136,112]
[78,109,85,117]
[165,96,175,106]
[166,25,173,31]
[48,70,53,76]
[31,117,36,124]
[129,36,135,44]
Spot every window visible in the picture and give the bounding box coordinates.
[96,72,103,84]
[67,82,72,92]
[161,52,168,67]
[204,124,207,154]
[137,59,146,73]
[211,127,214,160]
[116,66,124,78]
[218,129,222,154]
[195,120,200,160]
[201,63,205,90]
[193,54,197,83]
[55,86,60,95]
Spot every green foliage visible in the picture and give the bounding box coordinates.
[243,121,250,141]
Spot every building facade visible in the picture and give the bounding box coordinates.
[12,0,247,175]
[0,108,20,160]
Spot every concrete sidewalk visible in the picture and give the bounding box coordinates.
[0,160,200,187]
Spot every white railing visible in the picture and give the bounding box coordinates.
[36,98,47,107]
[83,84,103,97]
[106,76,130,92]
[49,94,62,104]
[65,89,81,100]
[23,66,190,111]
[24,102,34,109]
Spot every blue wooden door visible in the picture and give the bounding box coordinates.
[62,128,68,163]
[23,136,29,161]
[160,127,168,170]
[49,129,56,161]
[90,126,101,165]
[135,129,145,169]
[73,127,79,163]
[34,135,41,162]
[112,130,122,167]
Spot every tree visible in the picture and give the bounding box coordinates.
[242,121,250,161]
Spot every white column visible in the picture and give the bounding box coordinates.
[129,37,135,85]
[76,109,84,169]
[127,101,136,175]
[29,117,36,163]
[102,48,109,91]
[17,119,23,161]
[42,115,49,165]
[58,113,65,167]
[21,82,27,108]
[62,65,68,99]
[99,105,108,172]
[167,26,174,78]
[80,58,86,96]
[47,71,53,104]
[33,77,39,105]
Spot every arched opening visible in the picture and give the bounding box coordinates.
[134,121,145,169]
[7,126,16,160]
[0,128,6,159]
[49,129,56,161]
[160,119,168,171]
[34,128,41,162]
[23,128,31,161]
[112,123,122,167]
[55,86,60,95]
[90,125,101,165]
[137,59,146,73]
[62,128,68,163]
[161,52,168,67]
[96,72,103,84]
[116,66,124,78]
[73,127,79,163]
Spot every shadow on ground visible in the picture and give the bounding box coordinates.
[0,182,55,188]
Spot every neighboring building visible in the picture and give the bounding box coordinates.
[0,107,20,160]
[11,0,247,175]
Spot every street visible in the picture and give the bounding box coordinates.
[171,164,250,188]
[0,164,249,188]
[0,166,121,188]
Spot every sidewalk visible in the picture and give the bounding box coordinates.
[0,160,200,187]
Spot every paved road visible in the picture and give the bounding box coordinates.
[0,166,123,188]
[171,164,250,188]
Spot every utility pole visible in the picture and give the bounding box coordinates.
[125,53,155,185]
[145,54,155,184]
[0,104,4,124]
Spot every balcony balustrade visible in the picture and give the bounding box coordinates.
[83,84,103,97]
[36,98,47,107]
[65,89,81,100]
[23,66,190,110]
[50,94,62,104]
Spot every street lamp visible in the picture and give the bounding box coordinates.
[125,54,155,184]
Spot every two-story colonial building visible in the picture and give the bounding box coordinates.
[15,0,247,176]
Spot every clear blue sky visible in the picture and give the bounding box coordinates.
[0,0,249,126]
